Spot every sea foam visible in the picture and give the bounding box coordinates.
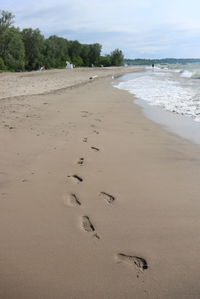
[116,65,200,122]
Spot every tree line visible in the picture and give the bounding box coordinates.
[125,58,200,66]
[0,10,124,71]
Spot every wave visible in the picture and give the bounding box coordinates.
[180,70,193,78]
[116,68,200,122]
[180,70,200,79]
[146,63,200,79]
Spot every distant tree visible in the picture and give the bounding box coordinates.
[124,58,200,66]
[68,40,83,66]
[1,27,25,71]
[44,35,69,68]
[0,10,14,34]
[110,49,124,66]
[80,44,90,66]
[98,55,111,67]
[21,28,45,70]
[88,43,102,66]
[0,10,126,71]
[0,11,24,71]
[72,55,83,66]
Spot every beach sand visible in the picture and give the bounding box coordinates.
[1,67,200,298]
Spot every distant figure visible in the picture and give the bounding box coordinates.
[152,64,154,68]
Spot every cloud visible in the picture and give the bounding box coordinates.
[1,0,200,58]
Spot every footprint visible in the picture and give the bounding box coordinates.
[81,111,92,118]
[82,216,95,232]
[100,192,115,203]
[116,253,148,272]
[94,118,101,122]
[93,130,99,134]
[67,175,83,183]
[21,179,28,183]
[91,146,100,152]
[93,233,100,239]
[81,110,88,115]
[83,137,87,143]
[77,157,84,166]
[66,193,81,207]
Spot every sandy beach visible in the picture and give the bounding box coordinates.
[1,67,200,299]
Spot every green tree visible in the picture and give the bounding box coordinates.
[22,28,45,70]
[0,11,25,71]
[110,49,124,66]
[72,55,83,66]
[98,55,111,67]
[80,44,90,66]
[1,27,25,71]
[44,35,69,68]
[88,43,102,66]
[0,10,14,35]
[68,40,83,66]
[0,10,126,71]
[0,10,14,57]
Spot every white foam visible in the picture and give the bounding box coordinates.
[116,69,200,122]
[180,70,193,78]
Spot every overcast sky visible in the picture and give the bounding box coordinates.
[1,0,200,58]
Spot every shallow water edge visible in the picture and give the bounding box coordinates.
[114,72,200,146]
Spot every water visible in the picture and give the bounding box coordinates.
[116,64,200,122]
[114,64,200,145]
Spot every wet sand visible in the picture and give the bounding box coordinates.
[1,67,200,298]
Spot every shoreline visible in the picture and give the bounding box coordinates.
[136,98,200,146]
[116,70,200,146]
[1,69,200,298]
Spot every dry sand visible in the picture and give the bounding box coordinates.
[1,67,200,298]
[0,67,131,100]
